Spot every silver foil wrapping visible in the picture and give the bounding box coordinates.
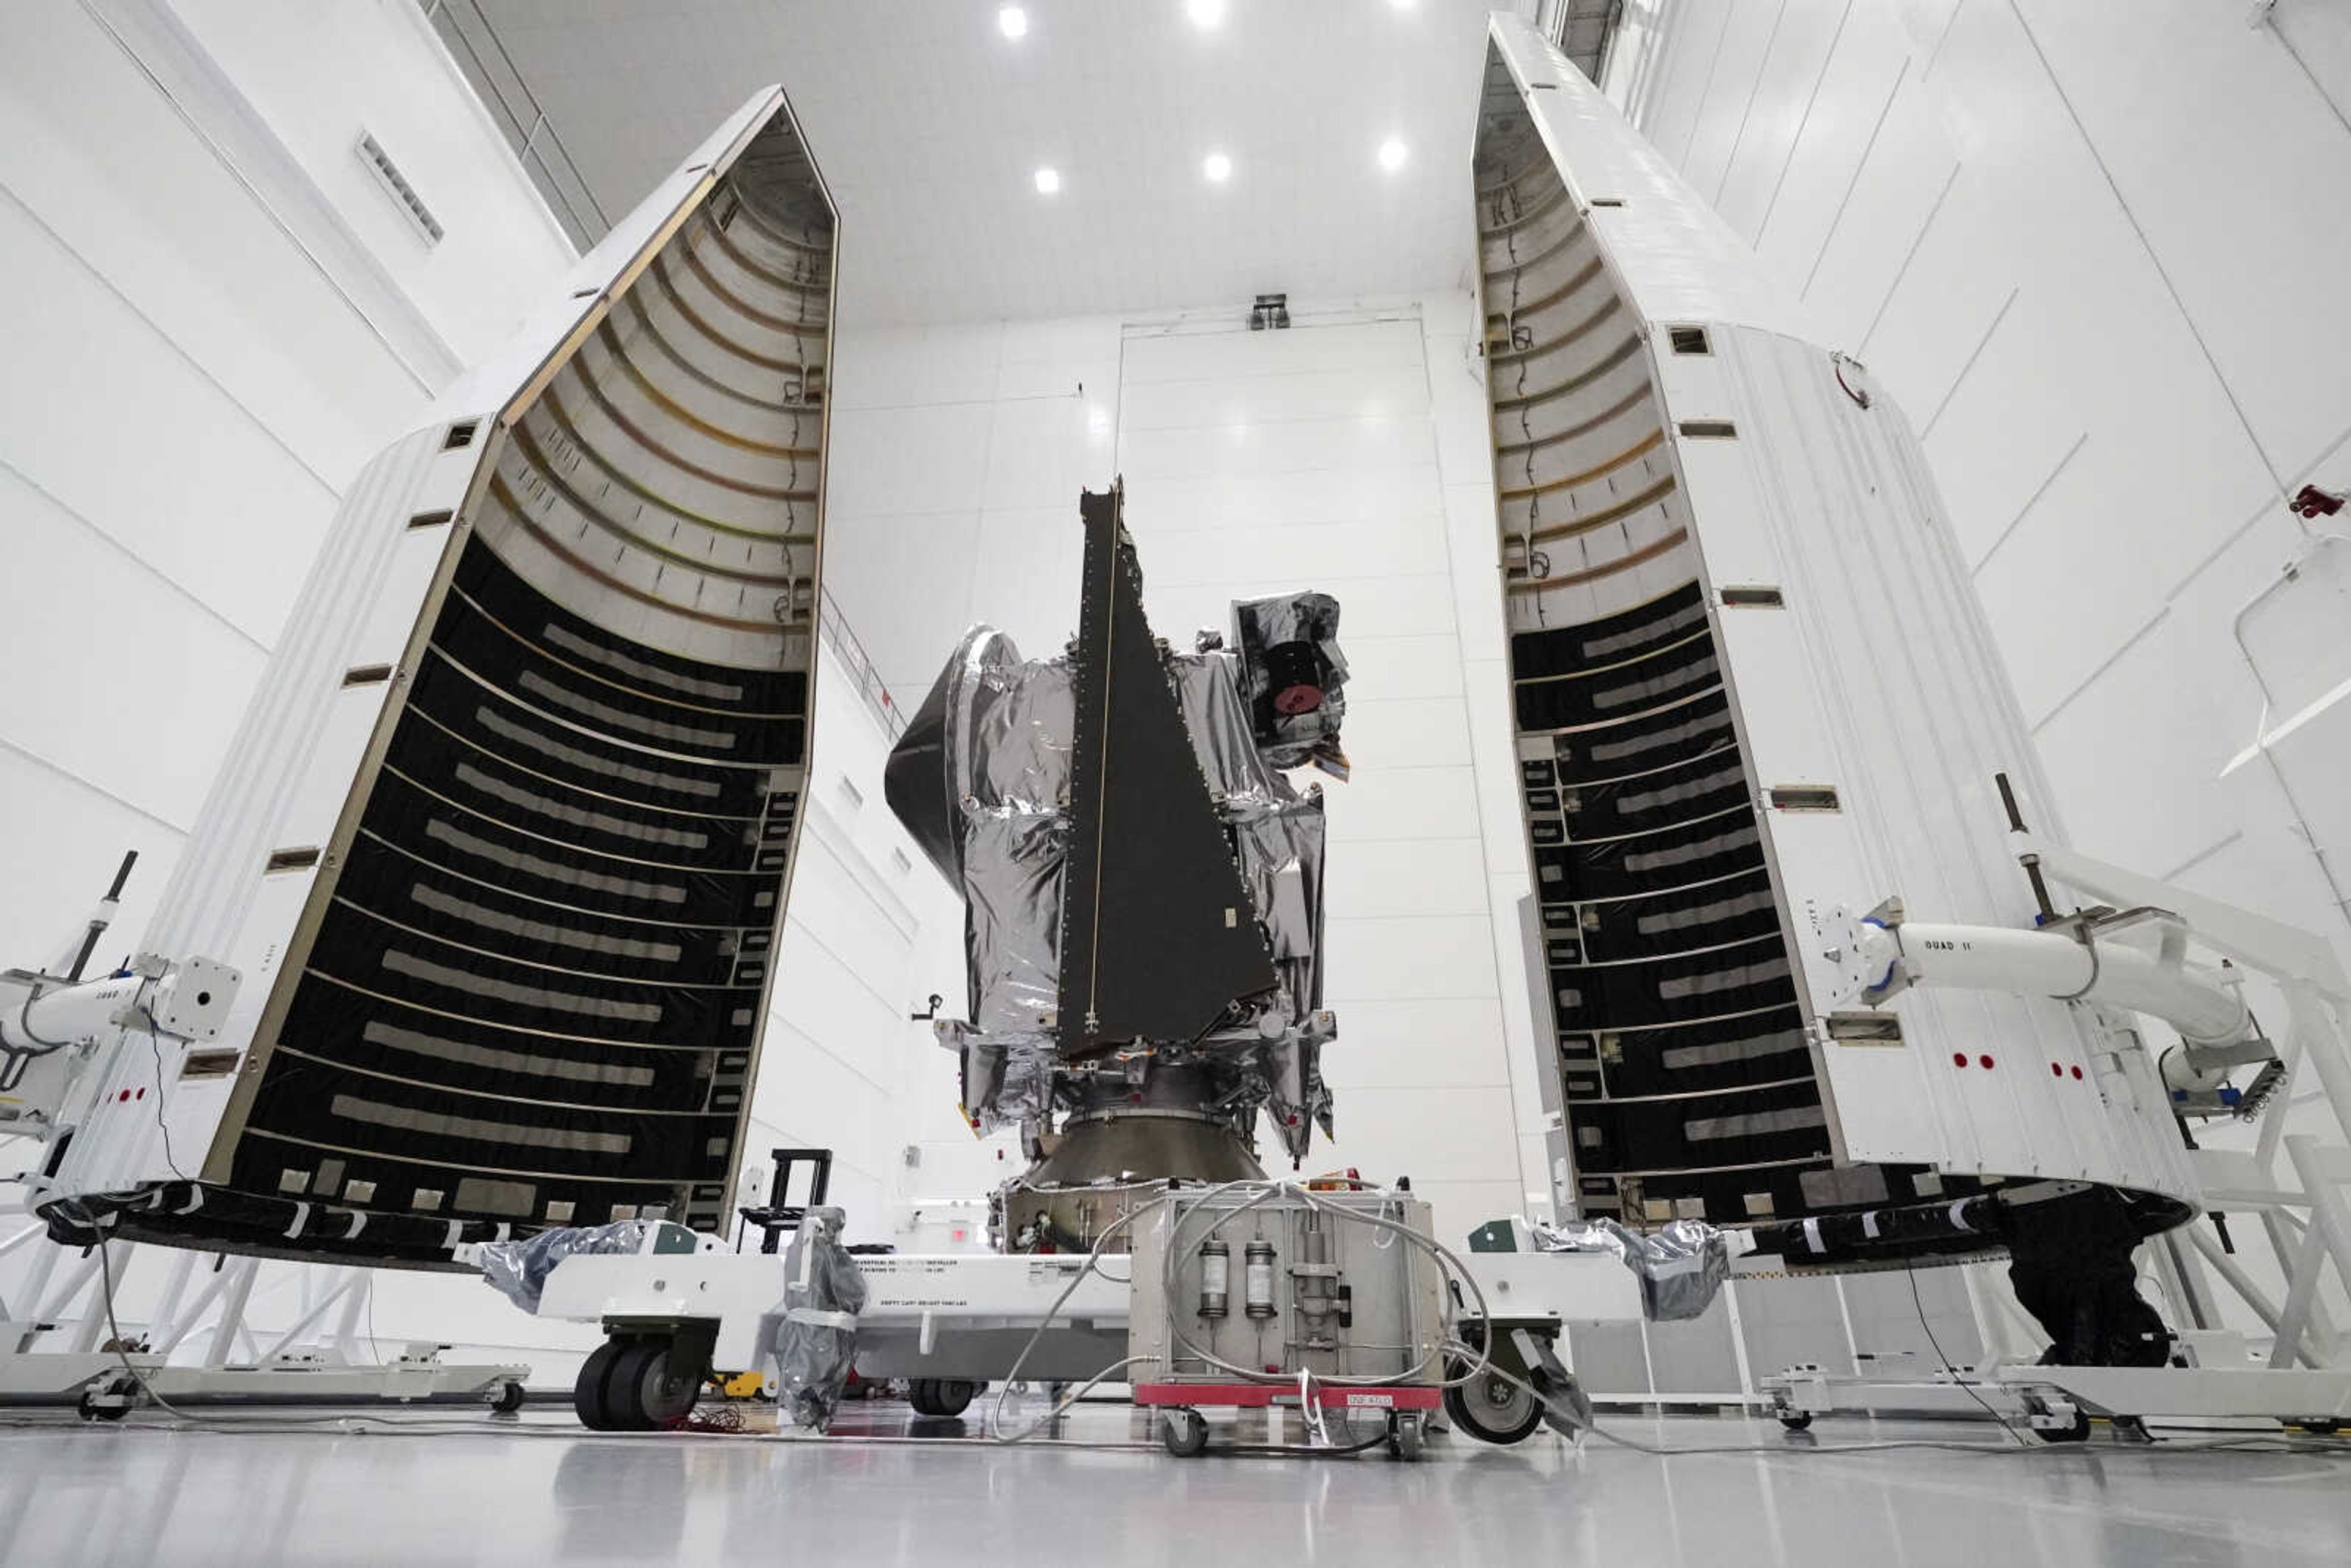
[1529,1216,1735,1322]
[474,1220,667,1315]
[917,596,1345,1158]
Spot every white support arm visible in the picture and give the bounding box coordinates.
[1849,917,2254,1047]
[0,957,238,1057]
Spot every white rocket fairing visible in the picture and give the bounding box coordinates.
[37,91,838,1264]
[1476,17,2198,1255]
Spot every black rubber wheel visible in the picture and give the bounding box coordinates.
[1388,1413,1425,1461]
[1162,1408,1209,1457]
[2035,1409,2091,1444]
[907,1378,941,1417]
[607,1340,700,1431]
[1778,1412,1813,1432]
[929,1379,978,1417]
[488,1380,527,1414]
[1444,1365,1543,1445]
[573,1340,625,1430]
[76,1389,130,1423]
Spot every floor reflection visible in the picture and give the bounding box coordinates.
[0,1403,2343,1568]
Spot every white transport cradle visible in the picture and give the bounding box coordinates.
[523,1202,1643,1433]
[1763,833,2351,1439]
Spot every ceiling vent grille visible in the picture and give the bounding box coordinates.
[355,130,444,244]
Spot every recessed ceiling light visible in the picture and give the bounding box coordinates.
[997,6,1027,39]
[1202,151,1232,183]
[1377,137,1408,173]
[1186,0,1228,28]
[1033,167,1061,195]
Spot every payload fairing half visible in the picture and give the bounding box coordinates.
[1475,17,2198,1262]
[35,92,836,1264]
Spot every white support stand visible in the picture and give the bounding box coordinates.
[0,1215,528,1417]
[1765,837,2351,1438]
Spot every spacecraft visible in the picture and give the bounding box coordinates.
[883,484,1349,1247]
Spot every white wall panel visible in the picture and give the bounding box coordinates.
[1116,413,1438,482]
[1323,998,1513,1089]
[1710,0,1854,247]
[831,322,1006,410]
[1135,517,1449,590]
[1679,0,1785,202]
[1320,765,1482,845]
[1340,634,1470,701]
[2016,0,2351,478]
[822,405,996,517]
[1120,320,1425,384]
[1614,0,2351,949]
[0,0,573,992]
[1121,465,1450,531]
[1795,68,1960,344]
[166,0,576,363]
[0,474,266,829]
[1748,4,1914,280]
[1119,366,1432,433]
[0,190,342,647]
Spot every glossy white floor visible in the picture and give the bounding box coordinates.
[2,1400,2347,1567]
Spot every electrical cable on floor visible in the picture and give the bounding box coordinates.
[45,1191,2347,1461]
[1904,1257,2028,1446]
[1431,1344,2347,1462]
[67,1198,224,1428]
[986,1356,1152,1444]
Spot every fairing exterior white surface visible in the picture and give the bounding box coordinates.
[1480,17,2196,1229]
[43,89,840,1264]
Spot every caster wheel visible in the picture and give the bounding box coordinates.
[1444,1364,1543,1445]
[908,1378,940,1417]
[488,1380,527,1415]
[602,1340,700,1431]
[1778,1412,1813,1432]
[2034,1409,2091,1444]
[1387,1413,1425,1461]
[1162,1408,1209,1457]
[929,1379,977,1417]
[574,1340,625,1430]
[76,1389,130,1423]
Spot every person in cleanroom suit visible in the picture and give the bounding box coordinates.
[774,1206,868,1430]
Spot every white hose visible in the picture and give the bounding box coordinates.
[1857,918,2252,1045]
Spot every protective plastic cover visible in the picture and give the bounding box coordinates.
[774,1207,867,1430]
[1529,1215,1733,1322]
[474,1219,666,1315]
